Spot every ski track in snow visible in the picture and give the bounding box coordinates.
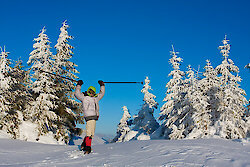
[0,138,249,167]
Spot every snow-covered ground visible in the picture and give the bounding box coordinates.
[0,136,250,167]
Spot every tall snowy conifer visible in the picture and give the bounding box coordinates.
[246,64,250,135]
[186,64,214,139]
[0,47,21,139]
[133,77,159,135]
[112,106,131,143]
[124,77,160,141]
[54,20,78,91]
[54,21,80,134]
[215,36,248,139]
[201,60,221,128]
[159,45,186,139]
[11,59,32,114]
[27,27,61,141]
[177,65,199,139]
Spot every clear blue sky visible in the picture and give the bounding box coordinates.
[1,0,249,135]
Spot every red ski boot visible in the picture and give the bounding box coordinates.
[84,136,92,154]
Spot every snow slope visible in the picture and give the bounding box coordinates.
[0,137,250,167]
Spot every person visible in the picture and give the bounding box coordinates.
[74,80,105,154]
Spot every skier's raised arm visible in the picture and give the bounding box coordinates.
[74,80,84,101]
[97,80,105,100]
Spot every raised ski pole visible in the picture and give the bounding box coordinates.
[40,70,143,84]
[103,81,143,84]
[40,70,78,83]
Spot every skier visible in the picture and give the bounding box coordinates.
[74,80,105,154]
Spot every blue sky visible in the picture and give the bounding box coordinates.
[1,0,249,135]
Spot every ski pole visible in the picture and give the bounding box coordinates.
[103,81,143,84]
[40,70,143,84]
[40,70,78,83]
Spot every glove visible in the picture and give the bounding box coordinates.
[98,80,105,86]
[77,80,84,86]
[83,91,88,96]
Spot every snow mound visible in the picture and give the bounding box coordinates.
[0,121,66,145]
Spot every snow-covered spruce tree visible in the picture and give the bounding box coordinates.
[201,60,221,125]
[159,45,187,139]
[112,106,131,143]
[245,62,250,122]
[0,47,12,117]
[247,101,250,137]
[0,47,21,139]
[246,64,250,136]
[185,63,215,139]
[176,65,198,139]
[54,21,80,138]
[11,59,33,117]
[140,76,158,109]
[128,76,159,140]
[215,36,248,139]
[179,65,197,138]
[27,27,66,142]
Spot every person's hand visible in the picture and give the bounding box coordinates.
[77,80,84,86]
[98,80,105,86]
[83,91,88,96]
[97,116,99,120]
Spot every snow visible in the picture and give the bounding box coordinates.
[137,133,151,140]
[19,121,39,142]
[124,130,138,141]
[19,120,66,145]
[0,137,249,167]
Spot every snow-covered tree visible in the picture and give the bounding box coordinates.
[112,106,131,143]
[186,63,215,139]
[125,77,159,141]
[245,64,250,136]
[201,60,221,124]
[176,65,197,139]
[27,27,63,141]
[215,36,248,139]
[141,76,158,109]
[159,45,186,139]
[0,47,13,90]
[27,27,56,94]
[54,21,78,80]
[133,76,159,134]
[0,47,21,139]
[54,20,78,91]
[11,59,32,115]
[54,21,80,135]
